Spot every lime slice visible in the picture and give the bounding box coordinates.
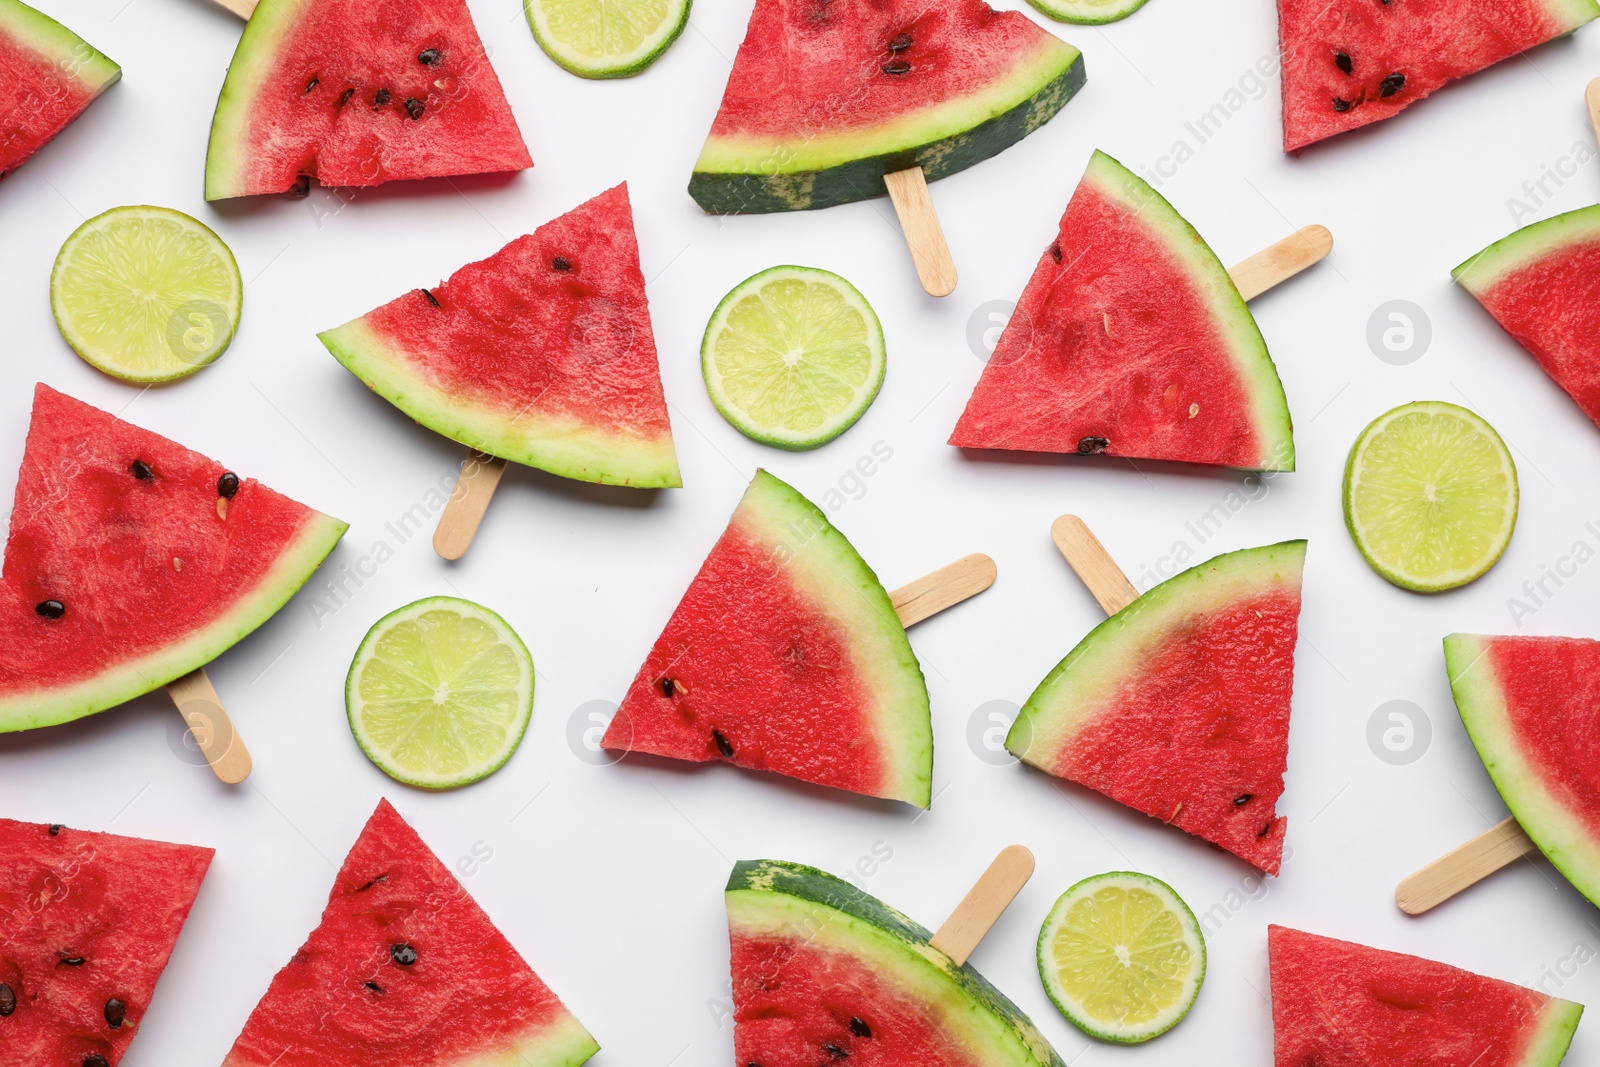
[50,205,242,383]
[524,0,690,78]
[1027,0,1151,24]
[1037,871,1205,1044]
[1343,401,1518,592]
[702,265,886,451]
[346,597,534,790]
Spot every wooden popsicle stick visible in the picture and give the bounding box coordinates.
[166,667,252,784]
[1050,515,1139,616]
[890,553,996,627]
[209,0,256,17]
[929,845,1036,966]
[1228,225,1334,302]
[434,451,508,561]
[1588,77,1600,151]
[884,167,958,298]
[1396,816,1540,915]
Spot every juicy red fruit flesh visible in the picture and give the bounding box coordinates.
[0,30,111,178]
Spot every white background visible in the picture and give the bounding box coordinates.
[4,0,1600,1063]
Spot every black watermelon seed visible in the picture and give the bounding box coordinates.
[1258,822,1273,838]
[712,729,735,758]
[373,88,392,107]
[358,874,389,892]
[420,288,441,308]
[881,60,912,75]
[48,824,61,835]
[888,32,912,52]
[1234,793,1253,806]
[1379,72,1405,97]
[130,460,154,481]
[552,256,572,272]
[1076,436,1109,455]
[104,998,126,1028]
[823,1043,848,1059]
[1048,242,1063,263]
[419,48,441,65]
[217,472,240,499]
[365,981,383,993]
[35,600,64,620]
[390,943,418,966]
[338,87,355,107]
[660,677,675,697]
[84,1056,110,1067]
[305,77,319,92]
[849,1017,871,1038]
[286,174,311,198]
[0,983,14,1015]
[1332,51,1352,74]
[62,956,84,967]
[1331,97,1351,112]
[404,97,425,119]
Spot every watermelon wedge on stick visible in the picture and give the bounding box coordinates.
[0,0,120,182]
[950,151,1325,471]
[319,184,678,560]
[222,799,598,1067]
[0,385,346,780]
[1398,633,1600,915]
[204,0,532,199]
[603,469,996,807]
[1268,926,1582,1066]
[0,817,213,1067]
[728,848,1068,1067]
[1006,516,1306,874]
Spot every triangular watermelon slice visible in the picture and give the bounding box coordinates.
[221,799,598,1067]
[0,817,213,1066]
[204,0,532,200]
[1006,541,1305,873]
[1268,925,1583,1066]
[1446,632,1600,907]
[1278,0,1599,152]
[728,859,1066,1067]
[689,0,1085,213]
[949,151,1295,472]
[602,469,932,806]
[0,0,120,181]
[0,384,347,732]
[1454,206,1600,434]
[319,183,680,488]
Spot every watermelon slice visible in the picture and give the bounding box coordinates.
[1445,632,1600,906]
[689,0,1085,213]
[0,817,213,1067]
[319,184,680,488]
[1268,925,1582,1066]
[0,0,120,181]
[949,151,1295,472]
[204,0,532,200]
[222,798,598,1067]
[1454,206,1600,434]
[0,384,347,732]
[728,859,1066,1067]
[1006,541,1306,874]
[602,469,931,806]
[1278,0,1599,152]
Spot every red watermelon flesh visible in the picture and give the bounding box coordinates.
[1454,206,1600,434]
[1268,926,1582,1066]
[221,799,598,1067]
[0,0,121,180]
[0,817,213,1067]
[949,150,1294,472]
[0,384,347,733]
[1278,0,1599,152]
[204,0,531,199]
[319,183,680,488]
[1007,542,1305,874]
[602,470,932,807]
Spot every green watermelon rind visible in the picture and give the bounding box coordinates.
[0,513,347,732]
[1083,150,1295,471]
[726,859,1067,1067]
[1452,204,1600,297]
[1025,0,1151,25]
[689,43,1085,213]
[0,0,120,92]
[1445,632,1600,910]
[1007,539,1307,766]
[204,0,308,201]
[739,470,932,807]
[319,318,683,489]
[1522,997,1585,1066]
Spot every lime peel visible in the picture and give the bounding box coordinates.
[524,0,690,78]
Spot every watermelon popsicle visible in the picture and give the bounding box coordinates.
[0,0,120,182]
[688,0,1087,296]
